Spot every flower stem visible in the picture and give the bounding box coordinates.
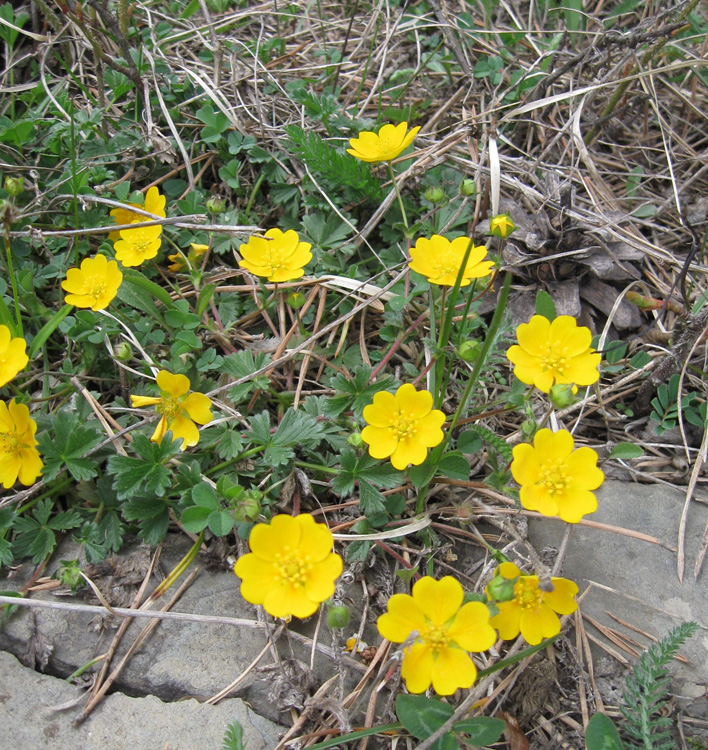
[387,161,408,230]
[415,270,512,514]
[2,234,22,336]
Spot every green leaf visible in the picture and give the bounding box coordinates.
[36,411,102,482]
[325,367,396,418]
[535,289,556,321]
[196,283,217,318]
[122,496,171,545]
[208,510,234,537]
[452,716,505,744]
[247,409,324,467]
[457,430,483,454]
[396,695,457,750]
[107,434,181,500]
[181,504,212,533]
[585,713,624,750]
[609,443,644,459]
[122,268,176,311]
[28,304,73,359]
[409,458,437,490]
[222,350,272,403]
[437,452,469,481]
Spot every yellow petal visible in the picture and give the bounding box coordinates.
[390,438,427,469]
[395,383,433,419]
[430,646,477,695]
[156,370,190,397]
[412,576,463,625]
[361,425,398,459]
[414,410,446,446]
[489,601,522,641]
[447,602,496,652]
[181,392,213,425]
[511,443,541,485]
[0,453,20,489]
[234,553,278,604]
[130,395,162,408]
[555,488,597,523]
[400,642,434,693]
[363,390,398,426]
[498,562,521,580]
[168,414,199,448]
[563,351,602,385]
[549,316,591,355]
[516,315,550,356]
[304,553,342,601]
[519,483,559,517]
[565,447,604,489]
[543,578,579,614]
[295,514,336,561]
[377,593,426,643]
[264,582,319,619]
[249,514,301,561]
[150,416,168,444]
[534,428,574,461]
[518,603,560,645]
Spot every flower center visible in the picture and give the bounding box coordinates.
[269,246,287,275]
[392,412,418,440]
[515,578,542,610]
[421,624,451,655]
[0,430,21,455]
[275,546,311,588]
[157,395,182,422]
[539,460,567,496]
[540,345,568,375]
[438,251,462,279]
[86,276,107,302]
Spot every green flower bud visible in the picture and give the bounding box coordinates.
[489,214,515,238]
[520,418,537,442]
[348,432,365,448]
[424,186,447,205]
[460,179,477,197]
[548,383,577,409]
[206,196,227,214]
[457,339,481,363]
[327,605,350,630]
[4,176,24,197]
[234,490,262,522]
[115,341,133,362]
[287,291,305,309]
[486,572,516,602]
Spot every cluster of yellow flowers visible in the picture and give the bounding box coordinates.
[0,325,42,489]
[233,512,580,696]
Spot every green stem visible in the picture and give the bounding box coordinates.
[245,173,266,217]
[294,460,339,475]
[2,234,22,336]
[387,162,408,230]
[415,271,512,513]
[153,530,204,598]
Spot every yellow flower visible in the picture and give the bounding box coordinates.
[167,242,209,273]
[487,562,578,645]
[361,384,445,471]
[511,428,603,523]
[377,576,496,695]
[506,315,601,393]
[0,399,43,489]
[238,228,312,283]
[0,325,28,388]
[109,186,166,240]
[61,254,123,311]
[114,224,162,268]
[234,514,343,619]
[408,235,494,287]
[130,370,213,449]
[347,122,420,163]
[489,214,515,238]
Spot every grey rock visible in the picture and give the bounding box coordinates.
[528,479,708,718]
[0,649,282,750]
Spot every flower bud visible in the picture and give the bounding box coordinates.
[460,179,477,197]
[489,214,515,238]
[234,489,262,522]
[548,383,576,409]
[348,432,364,448]
[457,339,481,363]
[115,341,133,361]
[287,291,305,309]
[327,605,350,630]
[424,186,447,205]
[520,418,537,442]
[206,196,226,214]
[4,176,24,197]
[486,572,516,602]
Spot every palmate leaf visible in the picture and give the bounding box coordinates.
[36,410,102,482]
[12,499,82,563]
[332,448,402,517]
[325,367,396,418]
[246,409,324,467]
[106,434,181,500]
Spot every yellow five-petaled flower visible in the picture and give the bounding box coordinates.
[61,254,123,311]
[0,325,28,388]
[109,186,166,240]
[130,370,213,449]
[234,514,343,619]
[0,399,43,489]
[506,315,601,393]
[238,228,312,283]
[487,562,578,646]
[409,234,494,287]
[114,224,162,268]
[361,384,445,471]
[377,576,496,695]
[347,122,420,163]
[511,428,604,523]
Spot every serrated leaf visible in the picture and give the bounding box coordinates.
[107,434,180,500]
[325,367,396,418]
[609,443,644,459]
[36,411,102,482]
[122,497,171,545]
[396,695,456,748]
[358,481,387,517]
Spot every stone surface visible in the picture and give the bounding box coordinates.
[528,479,708,718]
[0,650,282,750]
[0,534,368,725]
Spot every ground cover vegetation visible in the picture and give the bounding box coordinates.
[0,0,707,746]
